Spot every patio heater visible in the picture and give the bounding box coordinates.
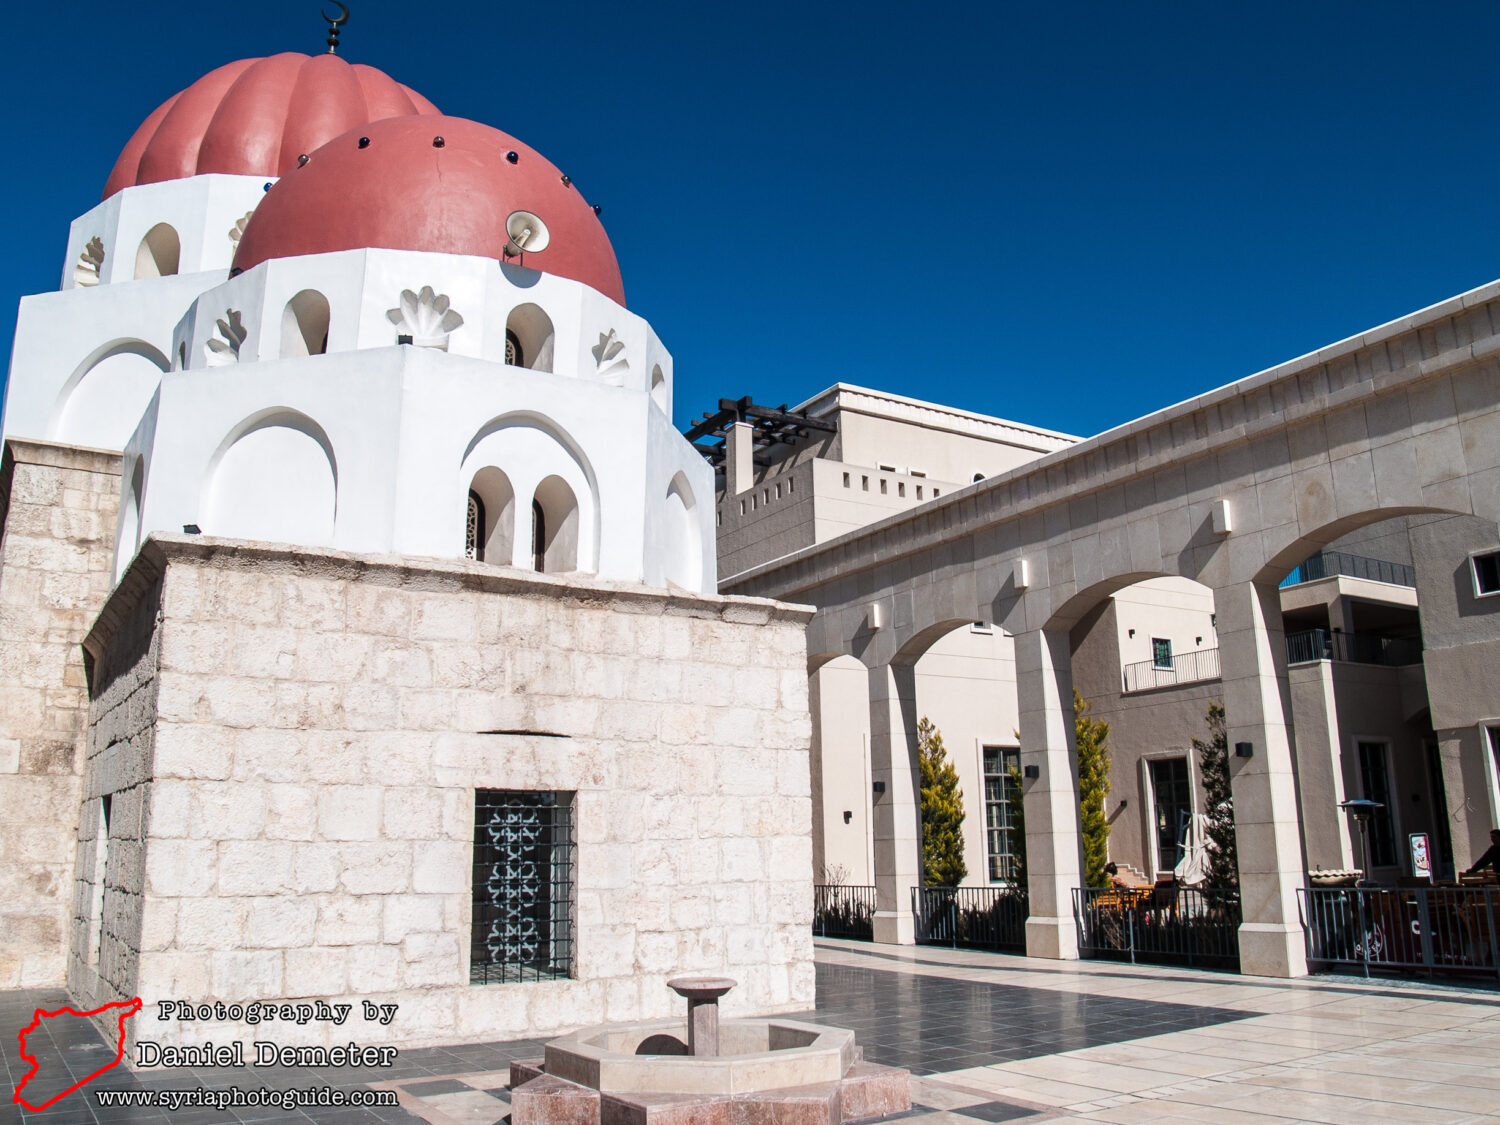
[1338,799,1384,887]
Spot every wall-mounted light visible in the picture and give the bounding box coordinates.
[1235,741,1253,758]
[872,781,886,796]
[1128,628,1136,638]
[397,334,413,345]
[1023,765,1039,780]
[1196,636,1203,645]
[843,810,852,824]
[182,524,201,534]
[1118,798,1128,809]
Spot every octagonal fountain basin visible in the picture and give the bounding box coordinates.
[544,1017,854,1096]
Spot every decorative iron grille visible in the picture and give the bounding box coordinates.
[471,790,574,984]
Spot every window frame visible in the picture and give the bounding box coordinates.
[1151,637,1173,669]
[1469,549,1500,599]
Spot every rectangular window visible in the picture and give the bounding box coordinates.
[982,747,1021,883]
[1148,758,1191,876]
[916,486,924,499]
[472,790,574,984]
[1472,551,1500,597]
[739,500,745,515]
[87,795,111,968]
[842,473,850,488]
[788,478,794,493]
[1357,742,1397,868]
[910,470,926,478]
[898,482,906,497]
[775,484,782,499]
[861,476,869,491]
[932,488,939,497]
[878,464,897,473]
[880,479,888,495]
[971,621,993,635]
[1151,638,1173,668]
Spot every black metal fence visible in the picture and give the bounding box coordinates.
[1284,628,1422,668]
[813,884,876,940]
[1122,646,1222,693]
[1280,550,1416,588]
[1074,886,1241,970]
[912,885,1028,952]
[1299,886,1500,980]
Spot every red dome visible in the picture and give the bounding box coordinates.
[232,115,625,305]
[103,53,440,200]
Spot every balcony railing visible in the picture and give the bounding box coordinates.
[1074,886,1241,970]
[912,885,1027,953]
[1122,646,1221,693]
[812,884,875,941]
[1299,886,1500,980]
[1284,628,1422,667]
[1280,550,1415,588]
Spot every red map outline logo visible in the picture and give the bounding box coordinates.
[12,997,141,1111]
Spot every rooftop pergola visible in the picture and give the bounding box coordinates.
[683,396,836,470]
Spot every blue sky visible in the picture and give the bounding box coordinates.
[3,1,1498,439]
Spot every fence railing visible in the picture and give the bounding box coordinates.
[1284,628,1422,667]
[1122,646,1222,693]
[912,885,1028,953]
[1299,886,1500,979]
[1073,886,1241,970]
[813,884,876,941]
[1280,550,1416,588]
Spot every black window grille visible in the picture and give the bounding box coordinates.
[471,790,573,984]
[1151,637,1172,668]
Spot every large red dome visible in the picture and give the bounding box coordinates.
[103,53,440,200]
[232,115,625,305]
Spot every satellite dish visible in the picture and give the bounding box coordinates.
[505,210,550,256]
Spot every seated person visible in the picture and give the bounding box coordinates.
[1104,862,1133,889]
[1463,829,1500,878]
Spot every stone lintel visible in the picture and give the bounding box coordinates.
[3,438,124,477]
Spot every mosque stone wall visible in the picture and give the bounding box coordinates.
[78,536,816,1052]
[0,439,121,988]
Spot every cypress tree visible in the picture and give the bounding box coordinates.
[1006,759,1028,890]
[1074,690,1112,888]
[918,717,968,887]
[1194,701,1239,889]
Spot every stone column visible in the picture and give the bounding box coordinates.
[808,666,827,881]
[1214,579,1308,978]
[867,661,920,944]
[1014,628,1082,959]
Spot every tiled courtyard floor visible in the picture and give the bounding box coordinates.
[5,939,1499,1124]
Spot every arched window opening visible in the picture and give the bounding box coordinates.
[466,491,486,561]
[281,289,331,357]
[177,342,187,370]
[466,466,516,565]
[532,499,546,571]
[134,223,181,279]
[650,365,668,411]
[532,475,578,573]
[505,303,555,373]
[661,473,701,590]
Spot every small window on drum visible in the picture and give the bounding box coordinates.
[505,329,523,369]
[465,491,486,561]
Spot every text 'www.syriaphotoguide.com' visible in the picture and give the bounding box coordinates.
[95,1087,398,1111]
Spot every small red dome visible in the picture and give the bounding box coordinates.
[103,53,440,200]
[232,115,625,306]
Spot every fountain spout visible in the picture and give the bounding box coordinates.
[666,976,736,1057]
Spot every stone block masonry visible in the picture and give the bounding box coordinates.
[74,534,816,1052]
[0,439,121,989]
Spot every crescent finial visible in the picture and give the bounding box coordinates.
[323,2,350,53]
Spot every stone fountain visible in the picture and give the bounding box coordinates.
[509,976,910,1123]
